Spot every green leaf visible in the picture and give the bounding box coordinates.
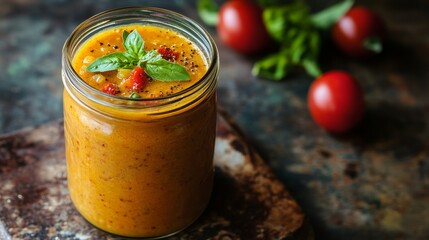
[263,7,287,42]
[259,2,323,80]
[311,0,354,30]
[308,31,321,56]
[86,52,135,72]
[290,32,308,63]
[145,58,190,81]
[197,0,219,26]
[124,30,145,59]
[129,92,141,98]
[141,49,189,81]
[302,58,322,77]
[122,30,130,46]
[252,52,290,80]
[140,49,162,64]
[363,36,383,53]
[263,2,310,43]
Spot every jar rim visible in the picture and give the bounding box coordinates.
[62,6,218,108]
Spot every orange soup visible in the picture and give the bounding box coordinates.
[73,25,207,98]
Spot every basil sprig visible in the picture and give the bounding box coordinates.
[197,0,354,81]
[253,2,322,80]
[86,30,190,81]
[253,0,354,80]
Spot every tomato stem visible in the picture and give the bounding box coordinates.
[363,36,383,53]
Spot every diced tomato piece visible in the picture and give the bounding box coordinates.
[125,66,149,92]
[158,46,179,62]
[102,83,119,95]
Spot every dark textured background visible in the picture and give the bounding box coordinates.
[1,0,429,239]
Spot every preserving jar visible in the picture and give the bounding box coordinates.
[62,7,218,238]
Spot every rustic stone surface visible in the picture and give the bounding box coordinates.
[1,0,429,239]
[0,112,310,240]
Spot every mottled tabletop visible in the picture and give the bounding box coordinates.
[1,0,429,239]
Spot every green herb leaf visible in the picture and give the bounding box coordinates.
[252,51,290,81]
[140,49,162,64]
[124,30,145,59]
[311,0,354,30]
[197,0,219,26]
[263,2,311,44]
[363,36,383,53]
[129,92,141,98]
[290,32,308,63]
[257,2,322,80]
[302,58,322,77]
[145,58,191,81]
[86,52,135,72]
[308,31,321,56]
[122,30,130,46]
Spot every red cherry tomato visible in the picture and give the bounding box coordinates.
[308,71,365,133]
[102,83,119,95]
[332,6,386,58]
[126,66,148,92]
[217,0,272,54]
[158,46,179,62]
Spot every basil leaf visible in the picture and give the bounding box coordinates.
[124,30,145,59]
[308,31,321,57]
[129,92,141,98]
[145,58,190,81]
[302,58,322,77]
[252,51,290,81]
[140,49,162,63]
[290,32,308,63]
[259,2,322,80]
[311,0,354,30]
[263,8,286,42]
[197,0,219,26]
[263,2,310,43]
[122,30,130,46]
[86,52,135,72]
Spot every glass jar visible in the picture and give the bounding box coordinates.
[61,7,218,238]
